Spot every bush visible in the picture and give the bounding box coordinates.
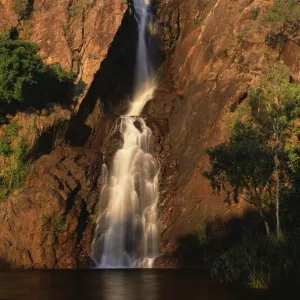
[263,0,300,26]
[0,35,74,113]
[0,141,11,156]
[211,231,294,289]
[42,212,65,235]
[6,122,19,140]
[12,0,33,20]
[0,35,43,105]
[0,139,29,198]
[0,112,5,125]
[251,7,259,20]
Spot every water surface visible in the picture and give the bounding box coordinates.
[0,270,273,300]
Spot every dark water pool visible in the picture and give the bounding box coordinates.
[0,270,275,300]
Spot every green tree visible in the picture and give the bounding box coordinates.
[249,62,300,235]
[205,61,300,237]
[263,0,300,46]
[0,35,74,112]
[0,35,45,105]
[204,122,274,236]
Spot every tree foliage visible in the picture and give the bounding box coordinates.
[263,0,300,27]
[263,0,300,45]
[0,140,11,156]
[0,35,74,112]
[205,122,274,205]
[205,61,300,236]
[12,0,33,20]
[207,62,300,288]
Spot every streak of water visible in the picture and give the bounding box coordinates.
[91,0,159,268]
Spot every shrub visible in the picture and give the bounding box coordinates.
[263,0,300,26]
[6,122,19,140]
[47,63,74,83]
[194,18,201,26]
[0,141,11,156]
[0,35,74,112]
[0,112,5,125]
[0,35,44,105]
[0,138,28,198]
[12,0,32,19]
[211,231,293,289]
[251,7,259,20]
[262,1,300,48]
[42,212,65,235]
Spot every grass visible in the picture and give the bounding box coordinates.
[0,138,29,199]
[194,18,201,26]
[237,27,249,44]
[248,271,270,289]
[211,230,294,289]
[251,7,259,20]
[42,212,66,235]
[6,122,19,140]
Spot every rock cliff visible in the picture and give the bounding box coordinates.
[0,0,299,268]
[147,0,300,264]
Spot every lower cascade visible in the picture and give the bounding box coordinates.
[91,0,160,268]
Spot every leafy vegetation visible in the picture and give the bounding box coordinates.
[205,61,300,288]
[0,138,29,199]
[6,122,19,140]
[211,231,295,289]
[67,0,96,17]
[262,0,300,46]
[205,122,274,235]
[0,34,74,201]
[0,141,11,156]
[12,0,33,20]
[263,0,300,27]
[236,27,249,44]
[251,7,259,20]
[0,113,5,125]
[0,35,74,114]
[42,212,65,235]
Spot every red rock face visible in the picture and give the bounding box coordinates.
[0,0,128,268]
[0,0,299,268]
[0,0,18,32]
[148,0,300,264]
[0,146,104,268]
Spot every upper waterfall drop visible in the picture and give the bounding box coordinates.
[126,0,156,117]
[91,0,160,268]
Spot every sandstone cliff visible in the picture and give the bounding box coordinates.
[0,0,299,268]
[0,0,128,268]
[148,0,300,264]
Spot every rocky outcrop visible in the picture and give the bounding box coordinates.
[0,146,103,268]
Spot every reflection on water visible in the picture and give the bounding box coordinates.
[0,270,273,300]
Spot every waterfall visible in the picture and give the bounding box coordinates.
[91,0,159,268]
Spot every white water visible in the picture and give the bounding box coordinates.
[91,0,159,268]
